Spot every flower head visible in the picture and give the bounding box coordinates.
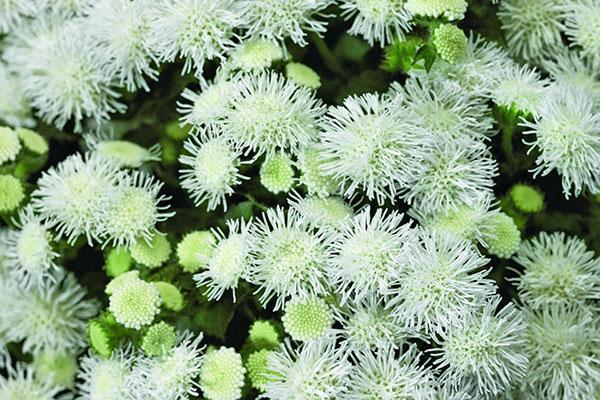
[432,298,528,398]
[223,72,326,156]
[481,212,521,259]
[339,0,412,46]
[0,127,21,164]
[296,144,339,196]
[490,64,549,116]
[1,206,59,288]
[0,65,34,128]
[288,193,354,229]
[521,84,600,197]
[248,320,281,350]
[33,349,78,390]
[498,0,565,61]
[16,128,48,155]
[285,63,321,89]
[129,232,171,269]
[0,174,25,213]
[31,152,120,244]
[199,347,246,400]
[148,0,243,77]
[0,0,36,33]
[0,362,63,400]
[3,273,98,355]
[178,81,235,131]
[260,152,295,194]
[153,281,184,312]
[108,276,162,329]
[509,183,544,213]
[263,339,350,399]
[328,207,410,303]
[194,219,252,301]
[246,207,333,310]
[76,347,135,400]
[141,322,177,356]
[100,170,174,247]
[563,0,600,67]
[129,331,205,400]
[239,0,335,46]
[85,0,157,91]
[86,134,161,168]
[226,39,284,73]
[513,232,600,309]
[522,304,600,399]
[176,230,216,273]
[246,349,272,391]
[342,344,437,399]
[318,93,424,203]
[386,229,495,335]
[405,0,468,21]
[179,132,247,211]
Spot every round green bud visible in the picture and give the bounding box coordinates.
[96,140,160,168]
[88,320,114,357]
[153,281,184,312]
[0,127,21,164]
[177,230,216,273]
[230,39,283,72]
[248,320,280,350]
[282,297,333,342]
[16,128,48,155]
[105,270,140,295]
[109,277,162,330]
[34,349,78,389]
[105,246,133,278]
[510,184,544,213]
[406,0,468,21]
[483,212,521,259]
[432,23,468,64]
[259,153,295,194]
[290,195,354,228]
[246,349,272,392]
[141,321,177,356]
[199,347,246,400]
[0,174,25,213]
[285,63,321,90]
[130,233,171,269]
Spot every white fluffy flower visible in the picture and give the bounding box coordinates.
[328,207,411,303]
[85,0,158,91]
[542,48,600,105]
[246,207,333,310]
[239,0,335,46]
[498,0,565,61]
[128,332,205,400]
[194,219,252,301]
[179,131,248,211]
[400,137,498,216]
[3,273,98,355]
[222,72,326,156]
[148,0,243,77]
[490,63,549,116]
[31,152,120,245]
[0,361,63,400]
[318,92,425,204]
[339,0,412,46]
[263,339,350,399]
[387,229,495,335]
[7,19,125,131]
[521,84,600,197]
[563,0,600,67]
[432,298,528,398]
[178,81,235,130]
[76,347,135,400]
[389,76,495,140]
[1,206,58,288]
[341,344,437,400]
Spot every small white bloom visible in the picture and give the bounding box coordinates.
[490,63,549,116]
[76,347,135,400]
[563,0,600,68]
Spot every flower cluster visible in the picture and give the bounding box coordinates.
[0,1,599,400]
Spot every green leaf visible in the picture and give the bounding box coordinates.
[194,299,237,340]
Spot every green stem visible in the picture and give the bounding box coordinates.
[244,194,269,212]
[308,32,347,79]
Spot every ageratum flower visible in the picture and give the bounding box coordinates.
[318,92,425,204]
[222,72,326,156]
[239,0,335,46]
[263,339,350,399]
[339,0,412,46]
[498,0,565,61]
[521,84,600,198]
[85,0,158,91]
[148,0,243,77]
[245,207,333,310]
[76,347,135,400]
